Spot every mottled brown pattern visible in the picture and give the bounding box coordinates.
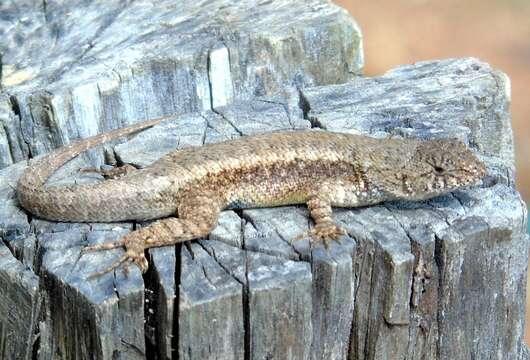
[17,117,486,275]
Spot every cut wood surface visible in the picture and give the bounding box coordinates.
[0,1,528,359]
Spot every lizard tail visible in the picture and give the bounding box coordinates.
[17,115,173,220]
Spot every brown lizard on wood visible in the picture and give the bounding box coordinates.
[16,115,486,275]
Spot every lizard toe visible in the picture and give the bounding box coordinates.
[308,222,346,249]
[130,252,149,273]
[292,223,346,249]
[81,239,125,254]
[88,252,148,279]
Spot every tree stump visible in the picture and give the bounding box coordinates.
[0,1,528,360]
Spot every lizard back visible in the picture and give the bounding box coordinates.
[145,130,377,209]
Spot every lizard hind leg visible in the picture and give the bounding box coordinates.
[294,195,346,249]
[84,192,224,277]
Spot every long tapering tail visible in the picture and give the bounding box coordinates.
[17,115,174,220]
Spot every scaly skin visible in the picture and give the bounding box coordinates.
[17,116,486,275]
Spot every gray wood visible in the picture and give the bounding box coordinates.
[522,345,530,360]
[0,0,361,169]
[200,240,313,360]
[0,242,40,360]
[178,243,244,360]
[309,239,356,360]
[0,53,527,360]
[144,246,176,359]
[0,96,16,167]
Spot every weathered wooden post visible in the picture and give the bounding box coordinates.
[0,1,527,359]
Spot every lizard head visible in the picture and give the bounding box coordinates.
[376,138,486,201]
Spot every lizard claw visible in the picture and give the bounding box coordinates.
[82,224,156,279]
[87,254,129,279]
[86,250,149,279]
[81,239,125,254]
[82,236,148,278]
[293,222,346,249]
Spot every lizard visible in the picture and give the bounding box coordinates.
[16,115,486,276]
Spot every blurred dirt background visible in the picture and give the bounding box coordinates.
[334,0,530,344]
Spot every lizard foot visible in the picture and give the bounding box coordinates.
[82,229,150,278]
[87,250,149,279]
[79,164,136,179]
[294,222,346,249]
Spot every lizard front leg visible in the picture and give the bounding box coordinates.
[83,192,223,277]
[296,194,346,248]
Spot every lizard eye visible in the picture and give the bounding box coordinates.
[433,166,444,174]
